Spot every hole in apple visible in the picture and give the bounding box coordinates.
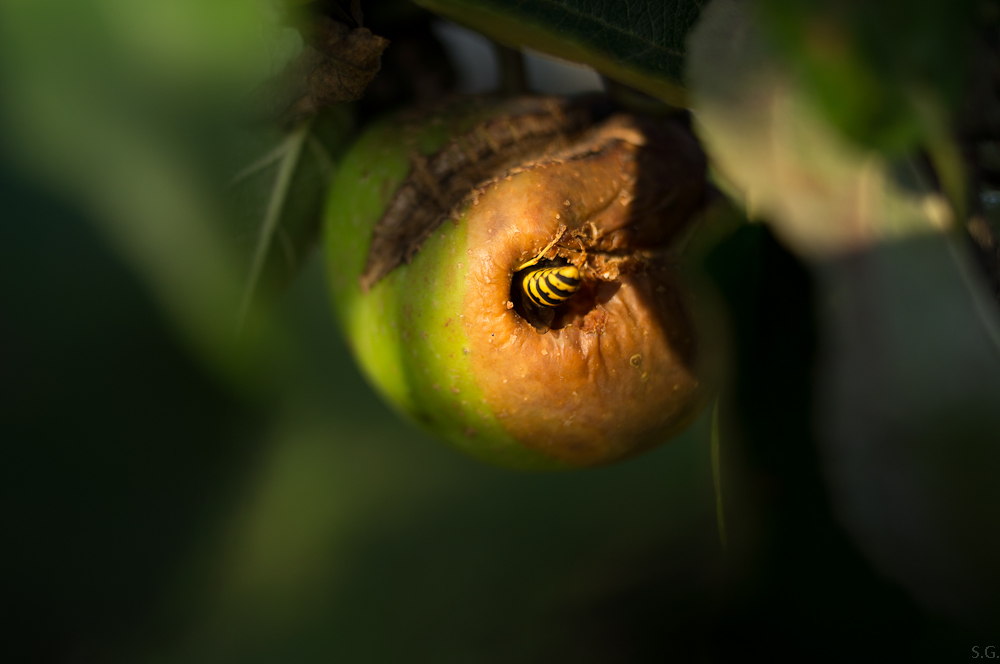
[509,257,623,333]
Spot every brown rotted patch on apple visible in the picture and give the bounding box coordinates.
[360,96,592,292]
[461,114,708,466]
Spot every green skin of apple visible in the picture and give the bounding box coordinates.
[324,103,570,470]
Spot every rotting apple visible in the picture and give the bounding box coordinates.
[324,95,721,470]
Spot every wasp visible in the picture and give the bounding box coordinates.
[521,265,582,308]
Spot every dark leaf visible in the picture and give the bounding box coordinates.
[413,0,704,105]
[814,235,1000,628]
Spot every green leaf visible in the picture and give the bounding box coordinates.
[412,0,705,105]
[0,0,314,387]
[0,0,340,389]
[227,108,355,328]
[757,0,979,155]
[688,0,957,259]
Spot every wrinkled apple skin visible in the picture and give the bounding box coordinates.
[324,98,714,470]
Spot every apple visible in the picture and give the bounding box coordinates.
[324,96,717,469]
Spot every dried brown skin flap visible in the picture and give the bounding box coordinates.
[359,97,592,292]
[255,17,390,124]
[460,115,709,466]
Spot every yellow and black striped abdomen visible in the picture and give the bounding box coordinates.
[521,265,581,307]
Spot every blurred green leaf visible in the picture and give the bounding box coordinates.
[0,0,307,388]
[688,0,956,258]
[412,0,703,105]
[227,108,355,327]
[757,0,979,155]
[690,4,1000,623]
